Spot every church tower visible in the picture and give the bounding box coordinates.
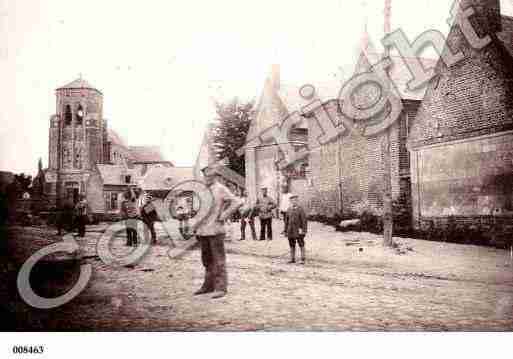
[48,77,104,204]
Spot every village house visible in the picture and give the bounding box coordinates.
[409,0,513,230]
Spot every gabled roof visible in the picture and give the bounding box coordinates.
[351,29,437,102]
[129,146,169,164]
[107,128,128,148]
[57,78,102,94]
[353,52,438,101]
[96,164,143,186]
[140,166,194,191]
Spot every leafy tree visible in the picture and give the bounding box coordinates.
[211,98,254,177]
[14,174,32,194]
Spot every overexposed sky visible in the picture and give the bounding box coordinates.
[1,0,512,175]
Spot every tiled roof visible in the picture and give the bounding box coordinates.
[273,56,436,118]
[140,166,194,191]
[96,164,142,186]
[57,78,101,93]
[129,146,168,163]
[107,128,128,148]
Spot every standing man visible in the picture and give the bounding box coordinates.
[194,166,243,299]
[285,194,308,264]
[257,187,276,241]
[121,188,139,247]
[137,187,158,244]
[280,186,292,235]
[74,194,90,238]
[239,190,257,241]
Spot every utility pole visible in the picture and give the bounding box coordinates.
[382,0,394,247]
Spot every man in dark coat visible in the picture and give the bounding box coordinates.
[57,196,75,235]
[285,194,308,264]
[74,195,90,238]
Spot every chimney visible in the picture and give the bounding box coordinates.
[456,0,501,34]
[270,64,280,91]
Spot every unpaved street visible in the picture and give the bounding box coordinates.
[4,221,513,331]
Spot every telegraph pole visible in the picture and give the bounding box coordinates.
[382,0,394,247]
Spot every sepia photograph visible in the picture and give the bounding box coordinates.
[1,0,512,356]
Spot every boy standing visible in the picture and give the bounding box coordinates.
[285,194,308,264]
[176,205,190,240]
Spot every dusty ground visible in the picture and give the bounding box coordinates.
[2,220,513,331]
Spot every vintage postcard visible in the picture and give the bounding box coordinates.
[1,0,512,357]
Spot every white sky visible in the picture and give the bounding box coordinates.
[1,0,512,176]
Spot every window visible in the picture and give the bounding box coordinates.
[76,104,84,126]
[299,163,308,178]
[110,193,118,210]
[125,175,131,184]
[64,105,72,126]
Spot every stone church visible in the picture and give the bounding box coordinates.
[42,78,176,215]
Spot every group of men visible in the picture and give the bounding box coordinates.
[120,186,159,246]
[56,194,91,238]
[238,186,307,262]
[238,187,277,242]
[55,166,308,301]
[193,165,309,299]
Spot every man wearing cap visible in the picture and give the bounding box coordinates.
[285,194,308,264]
[195,166,243,299]
[256,187,277,241]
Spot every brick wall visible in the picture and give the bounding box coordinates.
[409,21,513,150]
[307,98,420,218]
[409,3,513,228]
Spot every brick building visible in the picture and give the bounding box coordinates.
[43,78,174,215]
[409,0,513,229]
[244,39,434,221]
[305,39,436,219]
